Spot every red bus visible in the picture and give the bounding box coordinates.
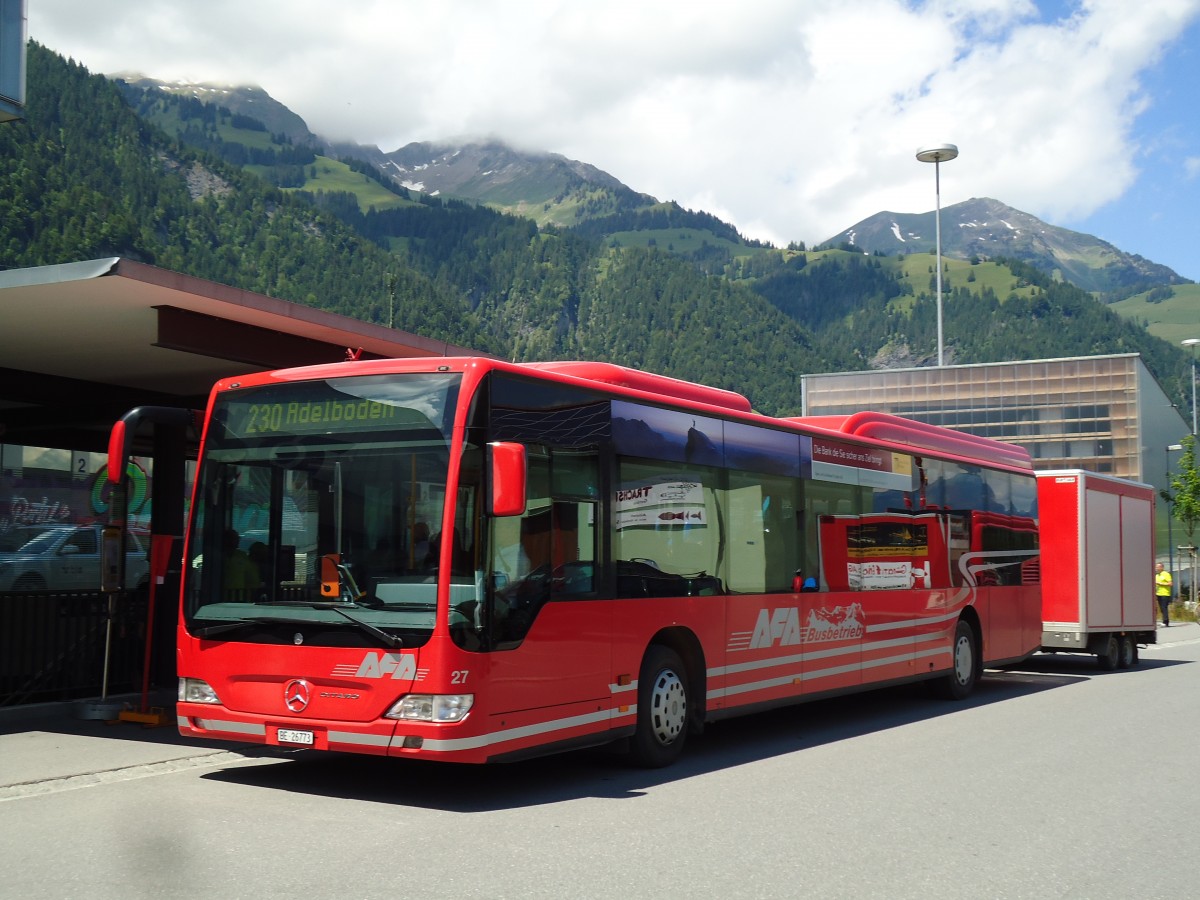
[161,358,1041,766]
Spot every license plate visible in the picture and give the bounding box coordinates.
[277,728,314,745]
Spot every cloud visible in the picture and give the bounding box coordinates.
[27,0,1200,249]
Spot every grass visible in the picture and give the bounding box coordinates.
[800,249,1040,306]
[214,121,276,151]
[605,227,765,259]
[891,253,1039,302]
[285,156,417,212]
[1109,283,1200,344]
[1166,601,1200,623]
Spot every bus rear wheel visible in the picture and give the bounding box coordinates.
[932,619,978,700]
[630,645,689,768]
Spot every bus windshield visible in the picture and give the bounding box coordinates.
[183,372,465,648]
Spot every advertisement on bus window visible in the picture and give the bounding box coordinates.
[819,512,953,591]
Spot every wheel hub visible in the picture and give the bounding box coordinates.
[650,670,686,744]
[954,635,973,684]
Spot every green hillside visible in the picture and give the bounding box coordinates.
[1110,284,1200,345]
[604,226,767,259]
[283,156,417,212]
[893,254,1039,302]
[2,45,492,353]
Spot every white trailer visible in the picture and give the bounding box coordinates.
[1036,470,1157,668]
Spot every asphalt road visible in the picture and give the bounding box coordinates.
[3,627,1198,900]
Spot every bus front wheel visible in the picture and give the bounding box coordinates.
[630,645,689,768]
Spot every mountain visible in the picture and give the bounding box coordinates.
[116,74,1191,301]
[116,74,1190,305]
[3,45,838,417]
[114,74,765,248]
[4,47,493,354]
[114,74,318,145]
[380,140,650,225]
[7,45,1199,420]
[826,197,1189,297]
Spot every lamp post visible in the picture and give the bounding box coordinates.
[1183,338,1200,434]
[1167,443,1182,584]
[916,143,958,367]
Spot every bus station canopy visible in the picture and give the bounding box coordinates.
[0,257,486,452]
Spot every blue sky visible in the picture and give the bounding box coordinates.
[1064,12,1200,279]
[27,0,1200,281]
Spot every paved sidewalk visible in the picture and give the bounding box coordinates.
[0,692,255,794]
[3,622,1197,794]
[1147,619,1200,646]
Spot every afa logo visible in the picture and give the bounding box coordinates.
[335,652,418,680]
[749,607,803,650]
[729,603,866,652]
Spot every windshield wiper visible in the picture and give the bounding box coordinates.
[193,607,402,648]
[252,600,403,648]
[193,617,277,638]
[327,605,404,648]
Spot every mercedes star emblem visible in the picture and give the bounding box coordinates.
[284,679,311,713]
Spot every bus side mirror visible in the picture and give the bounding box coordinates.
[489,442,527,517]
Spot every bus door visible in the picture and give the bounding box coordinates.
[483,447,611,718]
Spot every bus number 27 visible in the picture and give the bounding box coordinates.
[450,670,469,685]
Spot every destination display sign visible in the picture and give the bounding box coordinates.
[225,397,403,437]
[215,374,460,440]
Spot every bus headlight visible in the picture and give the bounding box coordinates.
[178,677,222,705]
[385,694,473,722]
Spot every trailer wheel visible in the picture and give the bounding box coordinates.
[630,645,689,768]
[1117,635,1138,668]
[1097,634,1119,671]
[933,619,978,700]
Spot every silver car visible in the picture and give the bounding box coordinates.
[0,525,149,592]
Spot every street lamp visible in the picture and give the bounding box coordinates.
[1182,338,1200,434]
[916,143,958,367]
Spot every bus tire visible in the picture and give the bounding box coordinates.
[933,619,978,700]
[1097,634,1119,671]
[1117,635,1136,669]
[630,645,689,768]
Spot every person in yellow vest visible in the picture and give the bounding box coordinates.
[223,528,261,601]
[1154,562,1173,627]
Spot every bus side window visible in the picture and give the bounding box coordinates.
[614,458,721,598]
[725,469,801,593]
[487,449,599,645]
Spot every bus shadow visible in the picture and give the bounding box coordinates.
[1007,651,1192,676]
[201,667,1095,811]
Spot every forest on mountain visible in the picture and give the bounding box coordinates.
[0,45,492,354]
[1,44,1194,415]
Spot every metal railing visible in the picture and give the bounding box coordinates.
[0,589,148,707]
